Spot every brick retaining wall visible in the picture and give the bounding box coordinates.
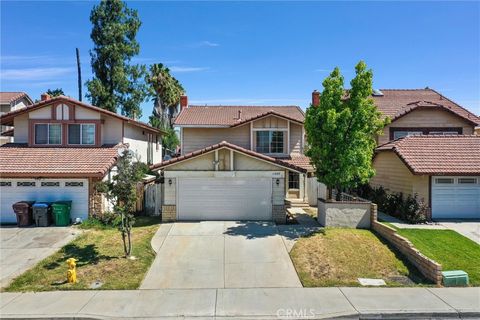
[370,204,442,285]
[162,205,176,222]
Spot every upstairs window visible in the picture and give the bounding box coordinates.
[35,124,62,145]
[393,131,422,140]
[68,124,95,145]
[255,130,286,154]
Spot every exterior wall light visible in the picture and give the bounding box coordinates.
[276,178,280,186]
[168,179,172,186]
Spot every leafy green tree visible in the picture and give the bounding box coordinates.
[305,61,388,200]
[86,0,147,118]
[96,148,147,257]
[162,127,180,153]
[146,63,185,129]
[46,88,65,97]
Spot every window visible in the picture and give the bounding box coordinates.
[255,131,286,154]
[429,131,459,136]
[0,182,12,187]
[68,124,95,145]
[65,182,84,187]
[41,181,60,187]
[288,172,300,189]
[458,178,477,184]
[35,124,61,145]
[435,178,454,184]
[393,131,422,140]
[17,181,36,187]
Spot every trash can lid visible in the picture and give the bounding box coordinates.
[33,202,50,208]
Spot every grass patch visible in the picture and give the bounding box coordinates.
[395,229,480,286]
[290,228,425,287]
[5,216,160,292]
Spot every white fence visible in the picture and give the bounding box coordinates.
[306,177,327,206]
[144,182,162,216]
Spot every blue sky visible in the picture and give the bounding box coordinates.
[1,1,479,122]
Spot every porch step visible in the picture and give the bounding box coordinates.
[285,199,310,208]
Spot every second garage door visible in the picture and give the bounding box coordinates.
[432,176,480,219]
[177,177,272,221]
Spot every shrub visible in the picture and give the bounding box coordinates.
[78,211,122,230]
[353,185,428,223]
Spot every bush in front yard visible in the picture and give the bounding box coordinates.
[353,185,428,223]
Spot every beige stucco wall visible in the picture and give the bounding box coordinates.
[289,123,303,154]
[75,105,101,120]
[182,126,250,154]
[252,116,288,128]
[234,153,283,171]
[379,109,475,145]
[101,116,123,145]
[13,114,29,143]
[28,106,51,119]
[123,123,161,164]
[167,152,215,171]
[370,151,429,203]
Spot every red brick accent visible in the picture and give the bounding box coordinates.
[312,90,320,106]
[180,95,188,111]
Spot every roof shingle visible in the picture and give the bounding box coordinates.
[0,144,120,178]
[174,105,304,126]
[373,89,480,125]
[376,135,480,175]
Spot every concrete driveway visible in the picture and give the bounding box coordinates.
[140,221,303,289]
[438,221,480,244]
[0,226,81,288]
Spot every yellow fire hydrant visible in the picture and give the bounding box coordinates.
[66,258,77,283]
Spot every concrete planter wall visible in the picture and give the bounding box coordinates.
[317,198,371,229]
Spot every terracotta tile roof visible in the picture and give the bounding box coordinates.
[277,154,314,172]
[0,95,164,134]
[174,105,304,126]
[376,135,480,175]
[0,92,32,105]
[0,143,120,178]
[372,89,480,125]
[151,141,308,173]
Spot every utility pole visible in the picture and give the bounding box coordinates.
[76,48,82,101]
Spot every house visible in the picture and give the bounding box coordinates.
[371,135,480,219]
[370,88,479,144]
[0,94,163,224]
[151,96,313,223]
[0,92,33,145]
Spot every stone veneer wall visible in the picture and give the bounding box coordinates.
[272,205,286,224]
[162,205,176,222]
[370,204,443,285]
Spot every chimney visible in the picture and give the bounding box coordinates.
[312,90,320,107]
[180,95,188,111]
[41,93,51,101]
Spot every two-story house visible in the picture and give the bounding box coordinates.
[0,94,163,224]
[151,96,312,223]
[0,92,33,145]
[364,88,480,219]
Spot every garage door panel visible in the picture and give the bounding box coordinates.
[432,176,480,219]
[1,179,89,224]
[178,177,272,221]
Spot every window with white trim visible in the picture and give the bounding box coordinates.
[435,178,454,184]
[429,131,459,136]
[458,178,477,184]
[255,131,286,154]
[35,124,62,145]
[68,124,95,145]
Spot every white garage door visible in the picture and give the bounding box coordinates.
[432,176,480,219]
[0,179,89,224]
[177,177,272,221]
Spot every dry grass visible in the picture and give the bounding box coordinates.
[303,207,317,219]
[290,228,423,287]
[5,216,160,292]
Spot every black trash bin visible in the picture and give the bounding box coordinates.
[32,202,53,227]
[12,201,35,226]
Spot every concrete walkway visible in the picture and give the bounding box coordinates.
[1,287,478,319]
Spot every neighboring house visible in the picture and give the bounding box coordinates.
[371,135,480,219]
[0,92,33,145]
[151,96,313,223]
[0,94,163,224]
[370,88,479,144]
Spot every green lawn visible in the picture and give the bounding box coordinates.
[290,228,426,287]
[396,229,480,286]
[5,216,160,292]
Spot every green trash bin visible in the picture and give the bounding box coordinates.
[52,201,72,226]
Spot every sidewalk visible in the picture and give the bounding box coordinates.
[1,287,479,319]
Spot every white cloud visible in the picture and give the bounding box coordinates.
[314,68,332,73]
[189,98,306,105]
[0,67,74,80]
[169,66,210,73]
[199,41,220,47]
